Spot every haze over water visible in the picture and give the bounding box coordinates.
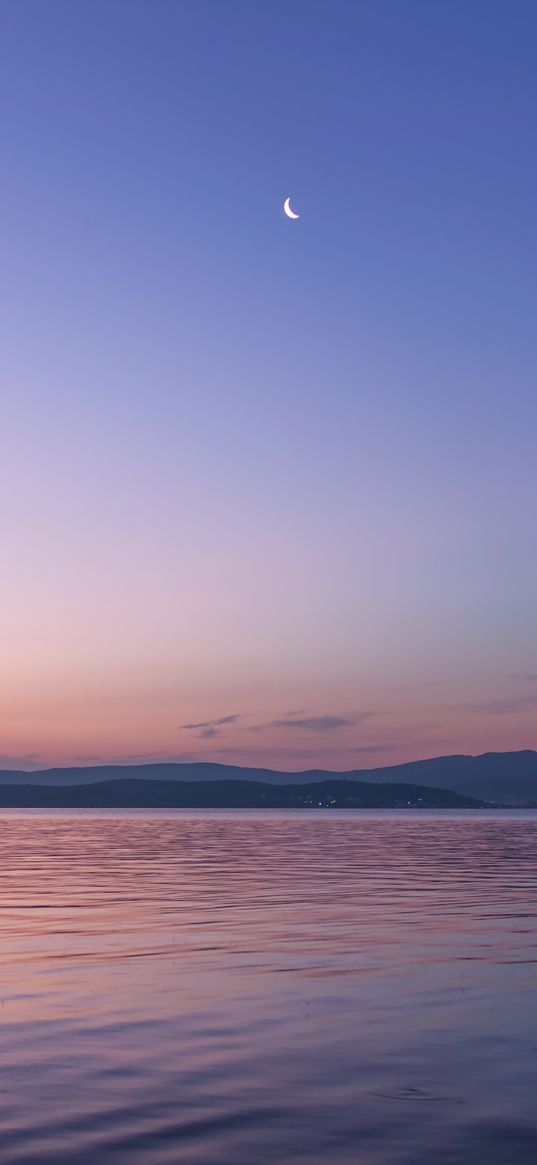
[1,809,536,1164]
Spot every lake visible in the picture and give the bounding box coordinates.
[1,809,536,1164]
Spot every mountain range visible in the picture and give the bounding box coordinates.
[0,750,536,804]
[0,778,481,810]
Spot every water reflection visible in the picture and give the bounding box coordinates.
[0,810,536,1164]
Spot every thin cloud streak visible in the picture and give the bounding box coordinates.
[269,715,356,732]
[181,714,241,731]
[248,712,377,734]
[461,695,537,716]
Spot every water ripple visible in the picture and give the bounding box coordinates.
[0,808,536,1163]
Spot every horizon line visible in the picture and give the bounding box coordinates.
[1,747,536,776]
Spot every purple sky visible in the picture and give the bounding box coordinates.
[2,0,536,770]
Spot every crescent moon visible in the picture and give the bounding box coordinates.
[284,197,300,220]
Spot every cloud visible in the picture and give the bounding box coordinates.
[180,708,239,736]
[271,715,355,731]
[181,714,240,730]
[249,714,358,733]
[510,673,537,683]
[461,695,537,716]
[180,713,244,740]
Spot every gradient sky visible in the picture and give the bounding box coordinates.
[2,0,537,771]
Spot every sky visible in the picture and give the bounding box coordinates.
[1,0,537,771]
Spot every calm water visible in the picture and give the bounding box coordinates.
[1,810,536,1165]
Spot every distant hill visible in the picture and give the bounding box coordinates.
[0,750,536,803]
[361,750,537,805]
[0,778,482,810]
